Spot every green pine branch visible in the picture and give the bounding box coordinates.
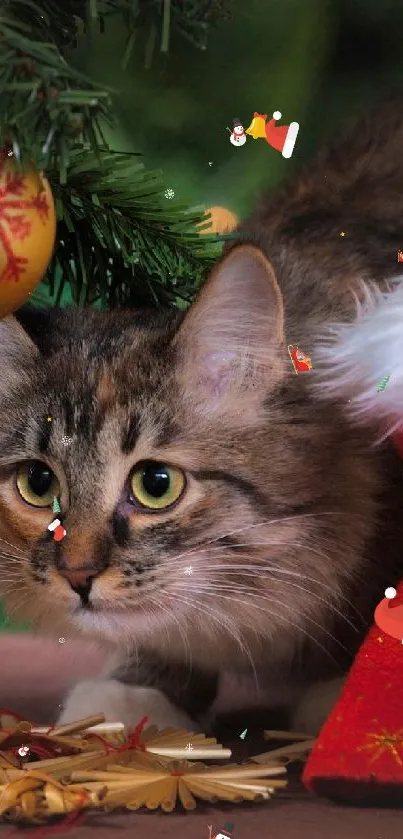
[0,0,232,177]
[0,0,231,309]
[0,1,113,179]
[39,149,222,309]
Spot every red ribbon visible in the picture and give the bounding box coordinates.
[124,715,149,752]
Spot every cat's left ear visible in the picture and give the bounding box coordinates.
[0,315,39,397]
[174,244,285,418]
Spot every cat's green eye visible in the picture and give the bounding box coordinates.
[16,460,60,508]
[130,461,186,511]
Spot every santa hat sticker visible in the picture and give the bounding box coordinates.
[48,516,67,543]
[245,111,299,158]
[374,586,403,642]
[213,822,235,839]
[265,111,299,158]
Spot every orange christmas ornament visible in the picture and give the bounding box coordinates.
[0,151,56,317]
[198,206,238,235]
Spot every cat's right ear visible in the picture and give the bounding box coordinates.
[0,315,39,397]
[174,244,286,420]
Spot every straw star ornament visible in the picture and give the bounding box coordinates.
[0,711,312,824]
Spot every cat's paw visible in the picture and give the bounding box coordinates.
[58,679,198,731]
[291,677,345,736]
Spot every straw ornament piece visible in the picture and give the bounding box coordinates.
[0,710,311,825]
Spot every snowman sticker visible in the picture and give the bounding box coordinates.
[227,118,247,147]
[211,821,235,839]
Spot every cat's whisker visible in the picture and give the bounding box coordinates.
[169,578,354,661]
[173,570,360,633]
[1,589,30,623]
[167,583,343,671]
[162,591,259,688]
[186,587,345,669]
[163,511,352,568]
[167,537,367,624]
[147,594,193,666]
[0,568,26,580]
[0,580,25,591]
[0,535,27,555]
[0,554,29,565]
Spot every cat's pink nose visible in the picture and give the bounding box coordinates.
[58,568,99,591]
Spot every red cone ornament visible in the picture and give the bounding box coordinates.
[303,579,403,805]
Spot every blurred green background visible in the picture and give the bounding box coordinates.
[2,0,403,629]
[72,0,403,217]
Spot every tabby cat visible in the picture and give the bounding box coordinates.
[1,99,403,733]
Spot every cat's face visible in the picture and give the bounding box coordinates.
[0,246,377,669]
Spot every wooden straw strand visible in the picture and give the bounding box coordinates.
[251,740,315,764]
[221,781,271,798]
[69,781,145,794]
[264,730,315,741]
[70,769,167,784]
[7,769,71,790]
[98,763,155,775]
[102,779,165,810]
[224,779,288,792]
[51,714,106,738]
[28,751,114,773]
[139,724,158,737]
[191,763,287,780]
[0,777,43,815]
[149,747,232,759]
[159,776,178,812]
[186,778,245,802]
[20,789,37,819]
[128,777,176,811]
[35,733,93,751]
[147,731,217,746]
[178,777,197,810]
[31,722,125,736]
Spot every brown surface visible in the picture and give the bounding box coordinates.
[1,634,402,839]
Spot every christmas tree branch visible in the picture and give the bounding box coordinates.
[0,0,231,178]
[42,149,221,309]
[1,0,229,309]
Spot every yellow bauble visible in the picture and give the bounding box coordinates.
[198,206,239,235]
[0,154,56,317]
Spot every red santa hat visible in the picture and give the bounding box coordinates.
[303,580,403,802]
[265,111,299,158]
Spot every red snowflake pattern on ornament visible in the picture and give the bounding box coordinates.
[0,159,50,283]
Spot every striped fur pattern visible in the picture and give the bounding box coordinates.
[1,99,403,730]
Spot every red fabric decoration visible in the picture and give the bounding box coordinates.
[124,715,149,752]
[303,579,403,804]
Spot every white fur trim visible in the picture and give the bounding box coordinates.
[314,278,403,435]
[273,110,282,120]
[282,121,299,158]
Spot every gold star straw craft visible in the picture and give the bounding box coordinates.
[0,760,288,821]
[0,712,310,824]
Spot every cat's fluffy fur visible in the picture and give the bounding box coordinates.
[1,98,403,734]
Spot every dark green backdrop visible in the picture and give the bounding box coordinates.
[73,0,403,217]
